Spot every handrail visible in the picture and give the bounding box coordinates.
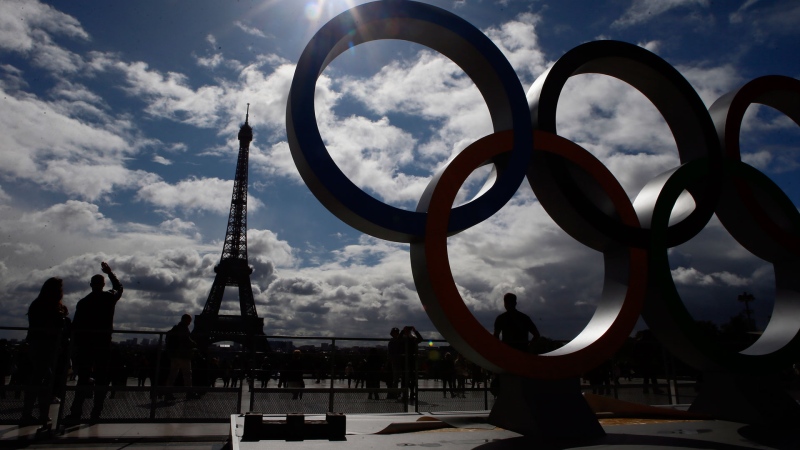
[0,325,449,343]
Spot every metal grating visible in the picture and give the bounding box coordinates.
[59,386,240,424]
[250,389,330,414]
[0,386,46,424]
[416,388,492,412]
[154,388,240,421]
[249,388,407,414]
[328,390,407,414]
[61,386,153,421]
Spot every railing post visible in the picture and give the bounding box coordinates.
[56,330,75,428]
[484,380,489,410]
[329,338,336,412]
[249,386,255,414]
[663,348,678,405]
[403,344,409,411]
[237,383,243,414]
[150,333,163,420]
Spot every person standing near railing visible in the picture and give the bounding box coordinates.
[65,262,123,423]
[454,354,468,398]
[283,350,305,400]
[345,361,354,388]
[164,314,197,400]
[22,277,70,425]
[0,339,12,398]
[441,352,456,398]
[493,293,540,351]
[387,327,402,399]
[400,326,423,403]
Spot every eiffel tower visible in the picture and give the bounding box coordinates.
[193,105,268,351]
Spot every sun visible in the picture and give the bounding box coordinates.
[303,0,358,23]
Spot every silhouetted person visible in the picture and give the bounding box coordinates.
[136,353,150,387]
[221,359,231,388]
[454,354,468,398]
[493,293,540,351]
[585,359,613,395]
[258,357,272,388]
[283,350,305,400]
[231,354,243,388]
[387,327,402,398]
[66,262,123,422]
[345,361,354,388]
[0,340,12,398]
[400,326,423,402]
[10,344,30,398]
[165,314,197,400]
[633,329,664,394]
[441,352,456,398]
[23,277,70,425]
[364,348,383,400]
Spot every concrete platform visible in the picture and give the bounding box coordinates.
[230,412,800,450]
[3,412,799,449]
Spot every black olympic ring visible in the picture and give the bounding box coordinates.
[286,0,800,378]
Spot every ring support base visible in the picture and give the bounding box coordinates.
[488,375,605,440]
[689,372,800,426]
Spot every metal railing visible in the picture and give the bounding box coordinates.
[0,326,704,432]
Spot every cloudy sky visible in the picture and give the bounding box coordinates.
[1,0,798,343]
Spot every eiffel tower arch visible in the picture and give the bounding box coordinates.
[193,105,269,352]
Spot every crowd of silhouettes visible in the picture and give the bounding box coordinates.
[13,285,796,425]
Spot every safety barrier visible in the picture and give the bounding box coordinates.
[0,326,709,432]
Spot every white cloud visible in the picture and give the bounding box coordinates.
[153,155,172,165]
[89,51,292,136]
[672,266,715,285]
[43,161,160,200]
[730,0,800,37]
[234,21,268,38]
[550,61,742,198]
[672,266,751,287]
[729,0,760,24]
[159,218,198,234]
[0,0,88,73]
[0,185,10,203]
[484,12,549,88]
[327,13,549,206]
[22,200,113,234]
[678,64,741,106]
[135,177,264,215]
[258,237,421,336]
[196,53,225,69]
[248,228,295,269]
[0,64,28,91]
[0,0,88,51]
[0,85,158,201]
[613,0,710,27]
[320,115,424,205]
[0,200,218,329]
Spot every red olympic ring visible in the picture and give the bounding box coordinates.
[287,1,800,379]
[411,130,647,379]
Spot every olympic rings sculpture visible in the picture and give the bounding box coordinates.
[287,1,800,379]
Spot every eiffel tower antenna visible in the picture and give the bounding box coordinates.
[194,105,267,350]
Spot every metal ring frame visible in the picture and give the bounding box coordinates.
[287,1,800,378]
